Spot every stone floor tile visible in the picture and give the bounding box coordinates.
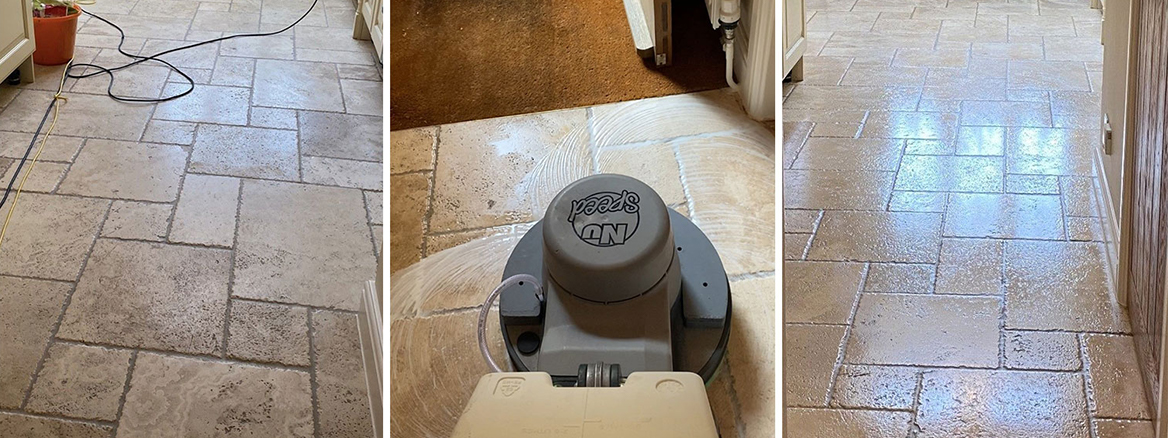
[218,34,294,59]
[118,353,313,437]
[785,324,845,407]
[0,277,70,408]
[845,293,1000,367]
[791,137,904,171]
[917,370,1089,438]
[859,111,958,140]
[141,120,197,145]
[590,90,758,146]
[961,100,1053,127]
[25,343,132,421]
[841,64,928,87]
[101,201,171,241]
[784,261,863,324]
[783,209,820,233]
[705,368,739,438]
[1006,128,1096,176]
[189,9,260,32]
[1085,335,1152,419]
[153,83,250,125]
[1062,176,1101,216]
[808,211,941,263]
[389,127,435,174]
[0,193,108,280]
[1004,241,1127,332]
[190,124,299,181]
[1095,420,1156,438]
[596,142,687,206]
[1010,60,1091,91]
[337,64,382,81]
[935,238,1003,295]
[888,190,947,212]
[723,276,775,437]
[250,106,298,130]
[784,169,895,210]
[830,365,917,409]
[0,413,112,437]
[137,39,221,70]
[894,155,1004,193]
[233,180,375,310]
[227,300,310,367]
[365,190,382,225]
[252,59,344,112]
[954,125,1006,155]
[944,193,1065,239]
[798,56,851,86]
[57,139,188,202]
[783,121,812,168]
[785,408,912,438]
[210,56,255,87]
[389,172,429,273]
[302,156,382,190]
[1003,330,1080,371]
[294,25,372,52]
[0,91,153,141]
[299,111,382,162]
[169,174,240,247]
[1068,216,1104,241]
[784,85,921,111]
[865,262,934,293]
[313,310,376,437]
[1006,174,1061,194]
[57,240,231,355]
[1009,14,1078,37]
[0,161,67,193]
[340,79,381,116]
[0,132,83,163]
[784,233,811,260]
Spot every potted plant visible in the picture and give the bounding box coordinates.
[31,0,82,66]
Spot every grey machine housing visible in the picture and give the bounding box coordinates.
[500,174,732,386]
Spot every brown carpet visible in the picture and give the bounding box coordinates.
[389,0,729,130]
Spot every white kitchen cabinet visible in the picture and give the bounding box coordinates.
[353,0,383,61]
[782,0,805,81]
[0,0,36,84]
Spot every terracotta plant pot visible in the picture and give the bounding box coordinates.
[32,5,80,66]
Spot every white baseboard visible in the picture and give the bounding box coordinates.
[358,279,383,437]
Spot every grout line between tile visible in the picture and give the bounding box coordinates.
[825,263,871,406]
[307,309,322,438]
[110,350,139,436]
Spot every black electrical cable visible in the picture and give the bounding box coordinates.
[0,0,321,211]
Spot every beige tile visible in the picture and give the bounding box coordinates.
[141,120,197,145]
[944,193,1065,239]
[842,64,928,87]
[169,174,239,247]
[227,300,309,367]
[300,111,381,162]
[784,261,863,324]
[809,211,941,263]
[1008,14,1077,37]
[935,238,1003,295]
[57,240,231,355]
[0,161,67,193]
[893,48,970,68]
[596,142,686,205]
[1006,128,1096,176]
[938,19,1007,43]
[250,106,298,130]
[807,11,880,31]
[0,132,83,162]
[705,369,739,438]
[724,275,775,437]
[58,139,187,202]
[799,56,851,86]
[1085,335,1152,419]
[783,121,812,168]
[389,172,429,272]
[340,79,382,116]
[0,91,154,141]
[1095,420,1156,438]
[791,137,904,171]
[302,156,382,190]
[872,16,943,34]
[917,370,1089,438]
[209,56,254,87]
[972,42,1045,60]
[253,59,345,112]
[590,90,756,146]
[831,365,918,409]
[294,25,371,52]
[888,190,947,212]
[810,122,862,138]
[233,181,375,310]
[0,413,112,437]
[153,83,251,125]
[1044,36,1103,62]
[865,262,934,293]
[1003,330,1080,371]
[313,311,376,437]
[189,9,260,32]
[784,85,921,111]
[784,209,820,234]
[894,155,1004,193]
[118,353,313,437]
[1004,240,1127,332]
[784,170,894,210]
[1009,60,1091,91]
[785,408,912,438]
[1006,174,1060,194]
[1068,216,1104,241]
[0,277,70,408]
[218,34,294,59]
[961,100,1053,127]
[0,194,108,281]
[677,128,776,275]
[784,233,812,260]
[25,343,132,421]
[71,64,171,99]
[365,190,383,225]
[190,124,299,181]
[824,31,935,50]
[785,324,845,406]
[430,109,589,233]
[1062,176,1100,216]
[389,127,436,174]
[101,201,171,241]
[845,293,1000,367]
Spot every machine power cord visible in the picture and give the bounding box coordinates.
[478,274,543,373]
[0,0,322,248]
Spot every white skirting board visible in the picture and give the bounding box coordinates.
[734,0,776,121]
[358,279,383,437]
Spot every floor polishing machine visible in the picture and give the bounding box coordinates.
[452,174,733,437]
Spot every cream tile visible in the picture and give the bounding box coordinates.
[1006,174,1060,194]
[784,85,921,111]
[57,240,231,355]
[972,42,1045,60]
[809,211,941,263]
[141,120,196,145]
[153,83,250,125]
[0,132,83,163]
[253,59,345,112]
[865,262,934,293]
[26,343,132,421]
[807,11,880,31]
[917,370,1089,438]
[800,56,852,86]
[810,122,862,138]
[389,172,429,272]
[300,111,382,162]
[101,201,171,241]
[784,170,894,210]
[1009,14,1077,37]
[894,48,970,68]
[596,142,686,205]
[302,156,382,190]
[1044,36,1103,62]
[1085,335,1152,419]
[791,137,904,171]
[785,324,845,406]
[294,26,372,52]
[250,106,298,129]
[944,193,1065,239]
[889,191,947,212]
[590,90,756,146]
[831,365,918,409]
[1009,60,1091,91]
[365,190,383,225]
[218,34,294,59]
[724,275,775,437]
[1006,128,1096,176]
[0,91,153,141]
[227,300,309,367]
[961,100,1053,127]
[189,9,260,32]
[190,125,299,181]
[58,139,187,202]
[845,293,1000,367]
[784,261,863,324]
[0,194,108,281]
[783,121,812,168]
[1003,330,1080,371]
[313,310,376,437]
[210,56,255,87]
[894,155,1004,193]
[340,79,382,116]
[169,174,240,247]
[785,408,912,438]
[938,19,1007,43]
[935,238,1003,295]
[0,161,66,193]
[1062,176,1100,216]
[1004,240,1126,332]
[859,111,958,139]
[0,277,70,408]
[1095,420,1156,438]
[841,64,928,87]
[389,127,436,174]
[0,413,111,437]
[1068,216,1104,241]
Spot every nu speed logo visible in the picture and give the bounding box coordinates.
[567,190,640,247]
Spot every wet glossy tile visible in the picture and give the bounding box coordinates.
[784,209,821,233]
[101,201,171,241]
[791,137,904,171]
[865,262,934,293]
[810,121,862,137]
[1085,335,1152,419]
[944,193,1064,239]
[904,139,953,155]
[1062,176,1100,216]
[724,275,775,436]
[0,91,154,141]
[0,277,70,408]
[800,56,851,86]
[859,111,958,139]
[313,310,376,437]
[1009,60,1091,91]
[58,139,187,202]
[26,343,132,421]
[831,365,917,409]
[784,85,921,111]
[1006,174,1060,194]
[917,370,1089,438]
[845,293,1000,367]
[935,238,1003,295]
[253,59,345,112]
[1006,128,1096,175]
[596,142,686,205]
[785,324,845,406]
[1003,330,1080,371]
[233,181,375,310]
[841,64,928,87]
[785,408,912,438]
[1068,216,1104,241]
[888,191,945,213]
[389,172,429,272]
[961,100,1052,127]
[300,111,381,162]
[784,170,894,210]
[190,124,299,181]
[0,194,108,280]
[784,261,863,324]
[809,211,941,263]
[227,300,309,367]
[118,353,313,437]
[954,126,1005,155]
[0,413,112,437]
[57,240,231,355]
[1004,241,1126,332]
[783,121,812,168]
[894,155,1004,193]
[153,84,250,125]
[1095,419,1155,438]
[785,233,812,260]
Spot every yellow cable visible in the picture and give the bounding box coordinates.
[0,58,72,253]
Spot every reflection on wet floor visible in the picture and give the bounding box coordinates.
[784,0,1152,436]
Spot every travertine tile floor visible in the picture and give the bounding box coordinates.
[0,0,379,435]
[784,0,1153,436]
[388,89,776,437]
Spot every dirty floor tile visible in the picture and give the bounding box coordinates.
[25,343,132,421]
[0,277,71,408]
[227,300,310,367]
[313,310,376,437]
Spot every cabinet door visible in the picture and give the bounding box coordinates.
[1,0,29,54]
[783,0,806,77]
